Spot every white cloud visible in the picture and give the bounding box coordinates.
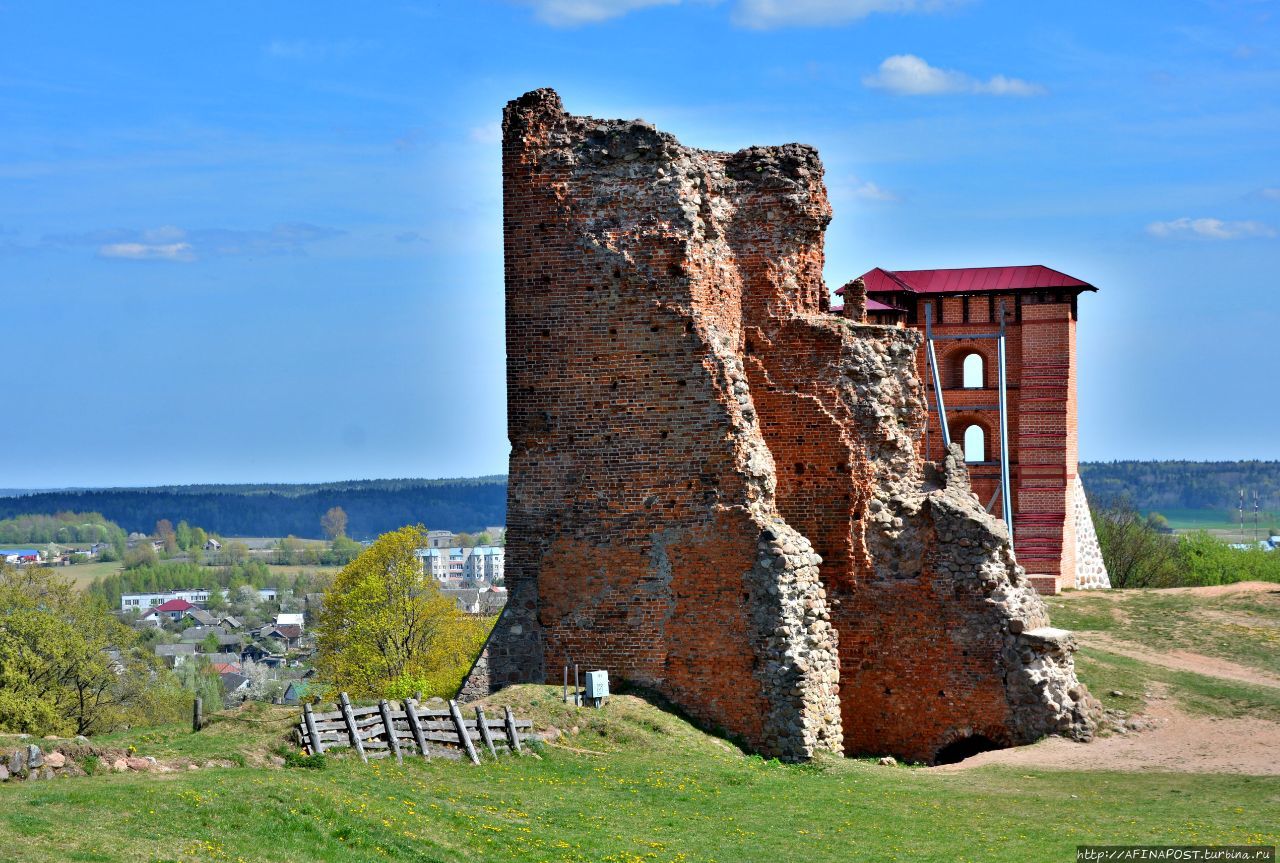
[469,122,502,144]
[49,223,344,261]
[1259,188,1280,201]
[733,0,961,29]
[516,0,682,26]
[850,179,897,201]
[514,0,962,27]
[862,54,1045,97]
[977,74,1044,97]
[99,242,195,261]
[1146,217,1277,240]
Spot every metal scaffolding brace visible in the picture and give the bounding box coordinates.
[923,302,1015,544]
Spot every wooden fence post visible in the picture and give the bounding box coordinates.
[475,706,498,759]
[339,692,368,764]
[379,699,403,764]
[303,702,324,755]
[404,698,430,759]
[503,706,523,755]
[449,699,480,765]
[192,697,202,732]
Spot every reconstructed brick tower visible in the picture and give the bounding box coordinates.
[837,268,1110,595]
[464,89,1099,763]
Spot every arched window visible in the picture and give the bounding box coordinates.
[962,353,984,388]
[963,424,986,463]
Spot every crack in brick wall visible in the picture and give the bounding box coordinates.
[462,88,1097,762]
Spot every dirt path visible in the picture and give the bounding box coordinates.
[1080,632,1280,690]
[932,690,1280,775]
[1059,581,1280,600]
[933,582,1280,775]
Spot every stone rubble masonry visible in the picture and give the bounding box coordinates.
[464,88,1098,763]
[1071,476,1111,589]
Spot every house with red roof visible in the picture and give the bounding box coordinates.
[142,598,197,623]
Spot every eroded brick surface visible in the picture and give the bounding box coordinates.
[465,89,1097,762]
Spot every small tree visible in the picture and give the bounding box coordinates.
[226,541,250,565]
[155,519,177,554]
[315,525,492,700]
[276,535,302,565]
[321,507,348,540]
[1094,496,1182,588]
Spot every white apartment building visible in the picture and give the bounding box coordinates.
[120,586,278,612]
[416,545,504,583]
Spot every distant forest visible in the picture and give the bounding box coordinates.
[1080,461,1280,514]
[0,477,507,540]
[2,463,1277,540]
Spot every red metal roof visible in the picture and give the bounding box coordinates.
[838,266,1096,296]
[865,298,903,312]
[153,598,195,612]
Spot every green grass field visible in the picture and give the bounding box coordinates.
[0,689,1276,863]
[1049,587,1280,678]
[1159,508,1280,541]
[2,587,1279,862]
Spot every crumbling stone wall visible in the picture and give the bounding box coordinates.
[470,88,1096,763]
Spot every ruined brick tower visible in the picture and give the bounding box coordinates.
[465,89,1098,764]
[838,268,1110,595]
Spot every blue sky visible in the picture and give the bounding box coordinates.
[2,1,1277,487]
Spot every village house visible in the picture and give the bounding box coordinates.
[220,672,251,700]
[0,549,43,566]
[178,627,243,651]
[154,643,196,668]
[144,598,198,623]
[265,624,304,650]
[441,586,507,616]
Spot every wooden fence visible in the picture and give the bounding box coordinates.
[295,694,532,766]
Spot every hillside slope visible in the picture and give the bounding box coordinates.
[0,673,1277,862]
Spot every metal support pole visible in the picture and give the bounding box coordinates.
[924,303,951,450]
[997,302,1014,545]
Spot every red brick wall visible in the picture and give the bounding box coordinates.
[909,296,1080,591]
[475,89,1096,761]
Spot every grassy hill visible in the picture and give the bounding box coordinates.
[1,586,1278,862]
[0,688,1274,863]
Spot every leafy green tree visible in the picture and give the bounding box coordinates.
[174,657,223,712]
[123,541,158,570]
[0,566,169,735]
[325,535,362,565]
[276,535,302,565]
[315,526,493,700]
[175,520,193,551]
[200,631,221,654]
[226,541,250,565]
